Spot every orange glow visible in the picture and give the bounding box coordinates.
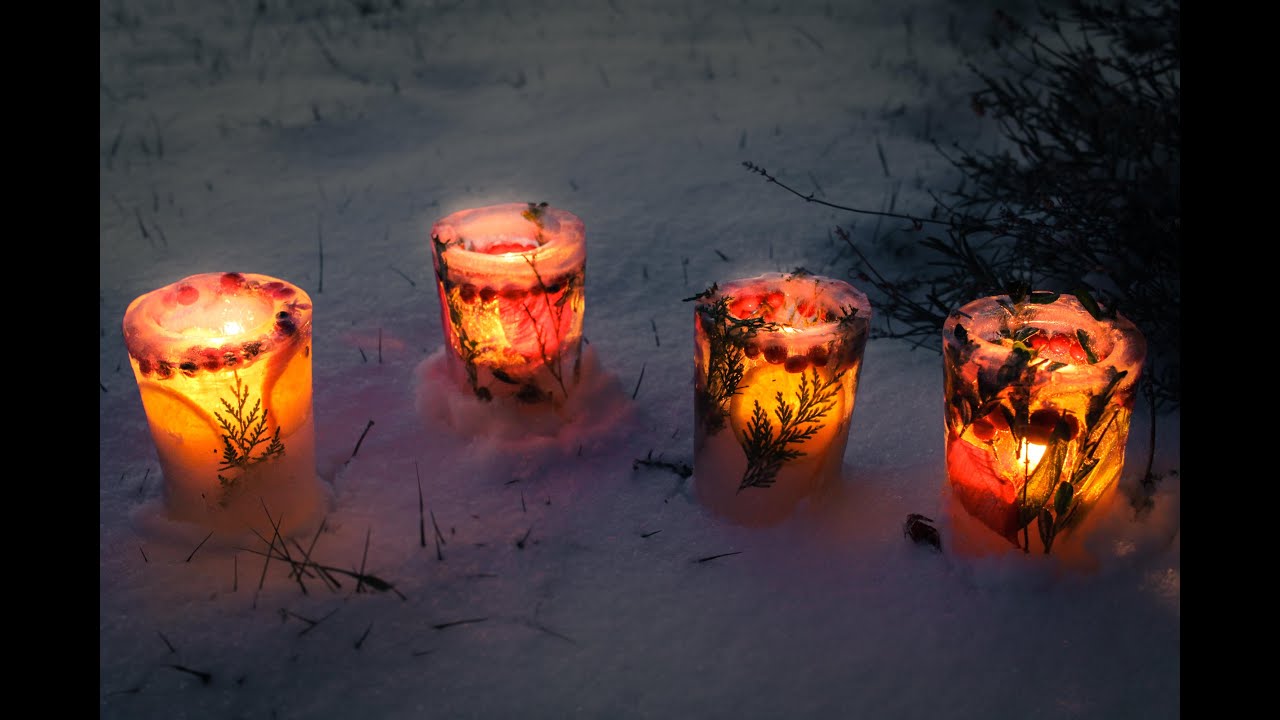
[942,292,1146,560]
[1017,439,1047,469]
[123,272,324,537]
[692,271,871,526]
[430,203,587,407]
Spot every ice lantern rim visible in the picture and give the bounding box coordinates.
[943,292,1146,380]
[430,203,586,283]
[122,272,313,378]
[699,271,873,342]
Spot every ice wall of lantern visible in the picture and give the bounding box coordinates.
[692,270,872,527]
[122,272,327,539]
[941,292,1146,568]
[429,202,588,418]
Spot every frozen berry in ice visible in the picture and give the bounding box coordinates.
[458,284,479,303]
[220,272,245,292]
[176,284,199,306]
[729,294,761,318]
[1068,336,1089,363]
[198,348,221,371]
[1048,332,1072,358]
[743,341,761,359]
[1025,408,1061,444]
[807,345,830,367]
[1058,413,1080,441]
[764,345,788,364]
[479,287,498,303]
[784,355,810,373]
[484,241,535,255]
[971,417,997,442]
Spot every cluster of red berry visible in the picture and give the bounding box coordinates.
[1024,328,1089,363]
[742,341,831,374]
[727,290,834,325]
[131,273,309,379]
[969,405,1080,444]
[452,273,573,305]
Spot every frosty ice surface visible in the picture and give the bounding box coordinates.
[122,272,325,538]
[692,270,871,526]
[430,203,587,412]
[942,292,1146,562]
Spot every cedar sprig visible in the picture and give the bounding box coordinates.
[691,294,777,435]
[738,368,843,491]
[215,374,284,503]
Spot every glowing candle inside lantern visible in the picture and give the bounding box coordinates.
[691,270,871,526]
[942,291,1146,561]
[430,202,587,407]
[122,272,324,537]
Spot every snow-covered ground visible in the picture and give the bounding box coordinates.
[100,2,1180,718]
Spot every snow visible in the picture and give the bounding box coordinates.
[99,1,1180,718]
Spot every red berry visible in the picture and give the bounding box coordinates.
[200,348,222,371]
[1068,336,1088,363]
[807,345,829,367]
[971,418,996,442]
[764,290,784,309]
[796,300,817,320]
[484,241,534,255]
[784,355,810,373]
[176,284,199,306]
[220,272,245,291]
[179,355,200,376]
[499,286,528,301]
[764,345,788,364]
[1025,408,1061,444]
[479,287,498,303]
[458,284,479,303]
[1048,333,1072,357]
[1027,331,1048,350]
[220,344,240,367]
[1059,413,1080,441]
[136,357,153,376]
[729,294,761,318]
[743,341,761,359]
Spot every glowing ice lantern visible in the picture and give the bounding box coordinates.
[122,272,324,537]
[691,271,871,526]
[430,202,587,408]
[942,292,1146,562]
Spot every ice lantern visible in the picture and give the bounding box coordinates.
[692,270,871,526]
[122,272,325,537]
[430,202,587,408]
[942,291,1146,562]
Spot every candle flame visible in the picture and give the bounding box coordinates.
[1017,439,1047,469]
[223,321,245,336]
